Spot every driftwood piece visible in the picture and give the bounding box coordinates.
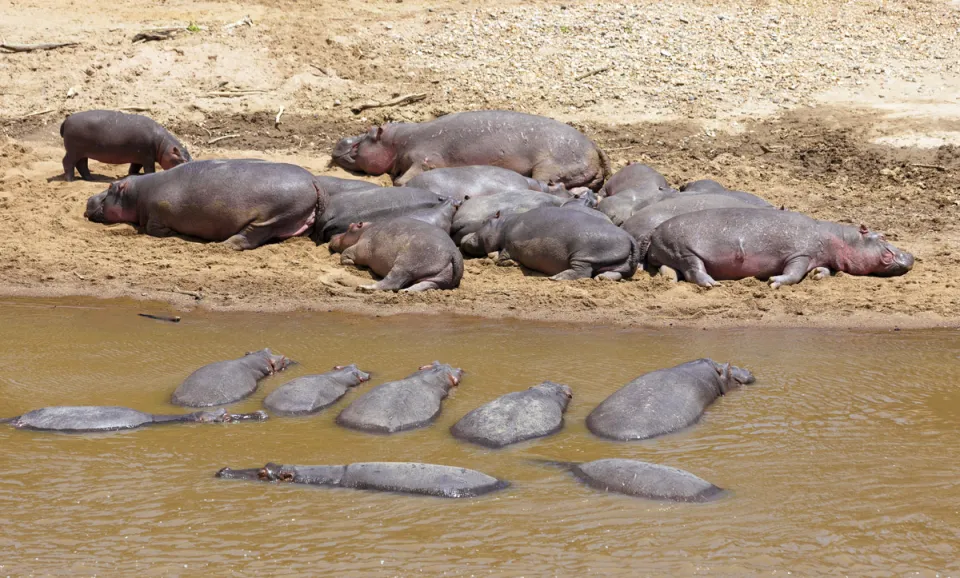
[138,313,182,323]
[223,16,253,30]
[0,42,79,53]
[351,93,426,114]
[173,286,203,300]
[575,65,611,82]
[22,108,55,118]
[274,106,284,128]
[207,134,239,145]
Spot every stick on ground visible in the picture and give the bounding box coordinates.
[22,109,55,119]
[207,134,240,145]
[351,93,426,114]
[575,65,611,81]
[275,105,284,128]
[173,286,203,300]
[0,42,79,53]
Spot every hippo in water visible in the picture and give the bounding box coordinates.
[450,381,573,448]
[336,361,463,434]
[84,160,327,250]
[1,406,267,433]
[172,349,296,408]
[586,359,755,441]
[679,179,774,208]
[313,185,444,242]
[217,462,509,498]
[646,209,915,288]
[405,166,564,201]
[460,207,639,281]
[331,110,611,190]
[451,190,564,244]
[546,459,724,502]
[263,364,371,416]
[61,110,191,182]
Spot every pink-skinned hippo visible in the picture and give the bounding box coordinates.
[598,163,668,198]
[405,165,566,201]
[329,218,464,292]
[84,160,327,250]
[332,111,611,190]
[679,179,774,208]
[61,110,191,182]
[646,208,914,288]
[314,186,444,242]
[460,206,639,281]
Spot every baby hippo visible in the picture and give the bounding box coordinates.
[451,381,573,448]
[329,217,464,292]
[61,110,191,181]
[263,364,371,416]
[460,206,639,281]
[172,349,296,408]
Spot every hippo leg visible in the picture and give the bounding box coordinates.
[394,165,424,187]
[549,261,593,281]
[223,221,276,250]
[76,158,92,181]
[401,281,441,292]
[595,271,623,281]
[659,265,679,281]
[128,163,143,175]
[530,160,564,187]
[808,267,831,281]
[768,257,811,289]
[62,154,76,182]
[370,269,413,291]
[145,219,175,238]
[340,246,358,266]
[676,257,720,287]
[142,163,156,174]
[495,249,517,267]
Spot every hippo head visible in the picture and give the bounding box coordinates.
[216,462,294,482]
[84,178,139,224]
[847,225,915,277]
[713,361,756,395]
[158,141,191,170]
[332,364,372,386]
[535,381,573,410]
[461,211,506,257]
[332,127,396,176]
[196,409,270,423]
[418,360,463,389]
[245,349,297,374]
[329,221,368,253]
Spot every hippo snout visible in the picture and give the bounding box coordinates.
[894,250,915,273]
[84,192,107,222]
[332,136,361,168]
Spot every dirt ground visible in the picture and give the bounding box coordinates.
[1,0,959,328]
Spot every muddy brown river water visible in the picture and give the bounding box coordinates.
[0,298,958,575]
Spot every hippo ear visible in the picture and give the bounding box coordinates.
[463,195,471,201]
[333,365,345,370]
[116,179,130,196]
[494,210,501,219]
[859,224,869,235]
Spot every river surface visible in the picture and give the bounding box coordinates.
[0,298,958,576]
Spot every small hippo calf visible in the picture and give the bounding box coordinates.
[587,359,755,441]
[406,166,563,201]
[1,406,267,433]
[329,218,464,292]
[646,208,914,288]
[263,364,371,416]
[553,459,724,502]
[61,110,191,182]
[217,461,508,498]
[332,110,610,190]
[451,381,572,448]
[314,185,444,242]
[460,207,639,281]
[336,361,463,434]
[598,163,669,198]
[404,197,460,234]
[172,349,296,408]
[451,190,564,244]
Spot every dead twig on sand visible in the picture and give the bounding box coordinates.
[119,106,152,112]
[73,271,86,281]
[132,25,206,44]
[173,286,203,300]
[275,105,284,128]
[22,108,55,118]
[606,144,640,152]
[223,16,253,30]
[351,93,426,114]
[575,65,611,81]
[1,42,79,53]
[207,134,239,145]
[204,89,268,98]
[910,163,946,171]
[138,313,182,323]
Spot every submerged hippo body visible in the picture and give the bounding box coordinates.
[61,110,191,182]
[599,163,668,198]
[314,186,444,242]
[565,459,724,502]
[217,461,508,498]
[332,111,610,190]
[336,362,463,433]
[2,406,267,433]
[646,209,915,288]
[451,381,572,448]
[451,191,564,244]
[460,207,639,280]
[586,359,755,441]
[330,218,464,292]
[405,166,561,201]
[83,160,326,250]
[172,349,295,408]
[263,365,371,416]
[680,179,773,208]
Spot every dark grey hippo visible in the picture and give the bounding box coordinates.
[83,160,327,250]
[263,364,371,416]
[313,185,444,243]
[586,359,755,441]
[450,381,572,448]
[404,197,460,234]
[451,190,564,244]
[679,179,774,208]
[329,218,464,291]
[172,349,296,408]
[557,459,724,502]
[598,163,668,197]
[61,110,191,182]
[597,186,679,226]
[646,209,915,288]
[405,166,564,201]
[336,362,463,433]
[460,207,639,280]
[331,110,610,190]
[1,406,267,433]
[314,175,382,195]
[217,461,508,498]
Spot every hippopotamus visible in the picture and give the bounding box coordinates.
[450,190,564,244]
[336,362,462,433]
[450,381,572,448]
[460,207,639,280]
[679,179,774,208]
[597,186,679,226]
[263,364,371,416]
[83,160,327,250]
[404,197,460,234]
[646,209,915,288]
[560,195,609,220]
[314,175,382,195]
[405,166,564,201]
[61,110,191,182]
[172,349,296,408]
[586,359,755,441]
[331,110,610,190]
[1,406,267,433]
[598,163,668,198]
[622,194,765,261]
[313,185,444,242]
[217,462,508,498]
[550,459,724,502]
[329,218,463,291]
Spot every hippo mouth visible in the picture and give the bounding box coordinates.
[216,463,294,482]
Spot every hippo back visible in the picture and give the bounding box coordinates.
[452,190,564,244]
[316,186,444,242]
[341,462,508,498]
[572,459,724,502]
[405,166,535,201]
[600,163,668,197]
[13,406,153,432]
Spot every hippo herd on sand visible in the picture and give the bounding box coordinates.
[4,350,754,502]
[64,108,913,292]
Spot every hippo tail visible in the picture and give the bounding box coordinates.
[635,233,651,266]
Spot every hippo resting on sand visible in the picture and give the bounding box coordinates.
[460,207,639,281]
[84,160,327,250]
[337,362,463,434]
[264,364,371,416]
[451,191,564,244]
[314,186,444,242]
[217,462,508,498]
[1,406,267,433]
[61,110,191,182]
[172,349,296,408]
[451,381,572,448]
[331,110,610,190]
[406,165,565,201]
[646,209,915,288]
[599,163,668,198]
[587,359,755,441]
[680,179,773,208]
[546,459,724,502]
[329,218,464,292]
[314,175,381,195]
